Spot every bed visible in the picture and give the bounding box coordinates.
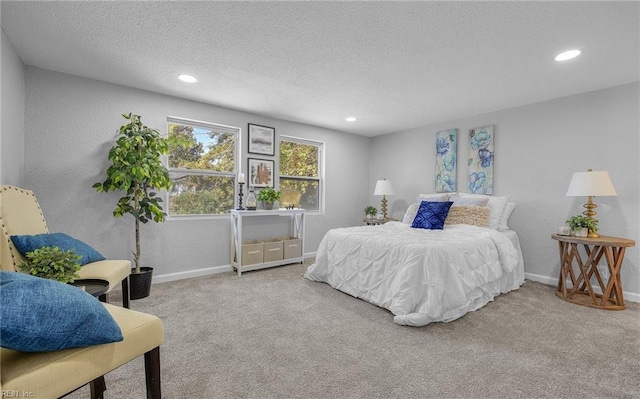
[305,195,525,327]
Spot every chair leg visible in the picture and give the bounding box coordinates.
[122,277,130,308]
[144,347,161,399]
[89,375,106,399]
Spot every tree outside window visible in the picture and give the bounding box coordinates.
[167,118,239,215]
[279,137,322,211]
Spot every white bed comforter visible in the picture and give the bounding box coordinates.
[305,222,523,326]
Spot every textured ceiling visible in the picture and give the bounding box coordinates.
[2,1,638,137]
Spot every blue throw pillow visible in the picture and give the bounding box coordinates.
[411,201,454,230]
[0,271,123,352]
[11,233,106,265]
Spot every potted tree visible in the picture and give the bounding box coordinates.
[364,206,378,219]
[566,215,598,238]
[257,187,281,210]
[18,246,81,283]
[93,113,173,299]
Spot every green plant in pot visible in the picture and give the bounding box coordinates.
[93,113,174,299]
[566,215,598,238]
[18,246,81,284]
[257,187,281,210]
[364,205,378,219]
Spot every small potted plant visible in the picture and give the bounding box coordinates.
[566,215,598,237]
[18,246,81,283]
[257,187,281,210]
[364,205,378,219]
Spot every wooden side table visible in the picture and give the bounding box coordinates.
[363,218,397,226]
[552,233,635,310]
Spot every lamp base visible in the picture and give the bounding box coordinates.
[380,196,388,219]
[588,230,600,238]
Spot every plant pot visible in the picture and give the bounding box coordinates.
[574,228,588,237]
[264,201,274,210]
[366,214,373,219]
[130,267,153,300]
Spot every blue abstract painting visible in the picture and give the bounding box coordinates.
[435,129,457,193]
[468,125,494,194]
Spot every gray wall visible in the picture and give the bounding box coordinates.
[23,67,369,280]
[7,52,639,300]
[1,29,25,186]
[370,82,640,300]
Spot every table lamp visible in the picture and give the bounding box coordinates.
[565,169,617,238]
[374,179,395,219]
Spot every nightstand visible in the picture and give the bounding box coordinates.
[552,233,635,310]
[363,218,396,226]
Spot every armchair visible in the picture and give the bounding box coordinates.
[1,302,164,398]
[0,185,131,308]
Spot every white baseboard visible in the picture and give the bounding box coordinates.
[525,272,640,304]
[524,272,557,286]
[152,264,233,284]
[152,252,316,284]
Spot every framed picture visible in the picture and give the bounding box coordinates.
[435,128,457,193]
[248,124,275,156]
[467,125,494,194]
[248,158,274,188]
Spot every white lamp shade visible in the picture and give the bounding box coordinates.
[374,179,395,196]
[566,171,617,197]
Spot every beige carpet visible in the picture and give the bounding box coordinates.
[69,261,640,399]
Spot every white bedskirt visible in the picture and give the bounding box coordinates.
[305,222,525,327]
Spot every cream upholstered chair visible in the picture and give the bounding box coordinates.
[0,302,164,398]
[0,185,131,308]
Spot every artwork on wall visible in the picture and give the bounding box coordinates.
[248,124,275,156]
[248,158,274,188]
[467,125,494,194]
[435,129,458,192]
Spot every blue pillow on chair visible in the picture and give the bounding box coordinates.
[411,201,454,230]
[0,271,123,352]
[11,233,105,265]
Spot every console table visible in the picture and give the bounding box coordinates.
[230,209,305,276]
[552,233,635,310]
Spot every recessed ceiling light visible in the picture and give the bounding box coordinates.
[554,50,581,62]
[178,74,197,83]
[346,117,357,122]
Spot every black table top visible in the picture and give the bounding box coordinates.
[69,279,109,298]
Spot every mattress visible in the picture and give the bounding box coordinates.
[305,222,525,326]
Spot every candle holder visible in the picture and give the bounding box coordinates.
[237,182,245,210]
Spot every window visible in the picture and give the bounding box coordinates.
[167,117,239,216]
[279,136,323,212]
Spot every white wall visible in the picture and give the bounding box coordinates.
[23,67,370,280]
[1,29,25,186]
[370,82,640,300]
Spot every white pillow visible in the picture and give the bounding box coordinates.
[416,193,449,204]
[458,193,509,230]
[402,203,420,224]
[449,195,489,207]
[498,202,517,231]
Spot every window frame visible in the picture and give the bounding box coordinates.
[278,135,324,214]
[165,116,241,219]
